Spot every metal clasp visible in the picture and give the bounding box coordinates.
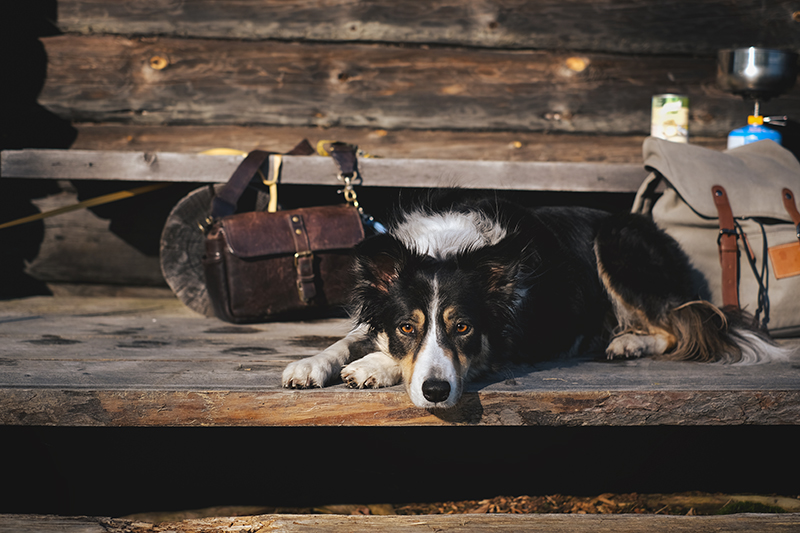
[294,250,314,267]
[198,215,216,234]
[337,172,361,210]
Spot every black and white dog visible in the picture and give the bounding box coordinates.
[282,192,789,408]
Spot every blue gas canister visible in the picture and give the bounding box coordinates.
[727,115,782,149]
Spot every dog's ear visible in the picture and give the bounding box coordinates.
[353,234,409,294]
[471,240,524,296]
[480,258,522,297]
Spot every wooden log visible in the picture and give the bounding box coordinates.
[67,124,729,164]
[38,35,798,136]
[56,0,800,55]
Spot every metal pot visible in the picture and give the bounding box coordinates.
[717,47,798,100]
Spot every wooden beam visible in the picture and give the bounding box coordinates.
[1,149,649,192]
[56,0,800,55]
[3,388,799,427]
[37,35,794,136]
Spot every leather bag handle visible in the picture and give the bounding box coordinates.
[210,140,315,221]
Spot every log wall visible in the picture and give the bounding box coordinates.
[7,0,800,152]
[2,1,800,291]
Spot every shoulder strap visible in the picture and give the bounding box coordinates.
[211,150,271,220]
[210,140,316,220]
[712,185,739,308]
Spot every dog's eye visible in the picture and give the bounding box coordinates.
[399,323,416,335]
[455,323,471,335]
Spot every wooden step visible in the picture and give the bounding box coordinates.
[1,295,798,427]
[2,512,799,533]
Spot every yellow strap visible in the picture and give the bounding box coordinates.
[199,148,248,156]
[260,154,281,213]
[0,183,169,230]
[315,140,335,157]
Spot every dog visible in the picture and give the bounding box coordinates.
[282,191,790,408]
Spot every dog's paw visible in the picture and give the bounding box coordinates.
[341,352,402,389]
[606,333,668,360]
[282,357,336,388]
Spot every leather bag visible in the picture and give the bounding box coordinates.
[202,146,365,323]
[633,137,800,337]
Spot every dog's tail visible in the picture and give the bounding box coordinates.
[662,301,794,364]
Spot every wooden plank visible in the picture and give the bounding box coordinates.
[67,124,729,164]
[1,149,649,192]
[0,149,244,182]
[4,512,800,533]
[38,35,797,136]
[3,389,799,427]
[0,515,107,533]
[56,0,800,55]
[1,296,798,427]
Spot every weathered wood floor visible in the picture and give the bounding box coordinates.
[1,294,798,427]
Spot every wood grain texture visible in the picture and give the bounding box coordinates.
[1,296,798,427]
[4,512,800,533]
[37,35,798,136]
[1,149,648,191]
[3,389,799,427]
[56,0,800,55]
[67,124,729,164]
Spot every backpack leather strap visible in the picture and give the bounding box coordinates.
[782,188,800,241]
[712,185,739,308]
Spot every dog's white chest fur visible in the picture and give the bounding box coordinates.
[392,211,506,260]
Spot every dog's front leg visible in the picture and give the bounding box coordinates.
[341,351,402,389]
[282,325,369,388]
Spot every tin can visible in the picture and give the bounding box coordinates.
[651,94,689,143]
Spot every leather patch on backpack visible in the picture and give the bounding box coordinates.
[769,241,800,279]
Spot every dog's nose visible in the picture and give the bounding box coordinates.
[422,379,451,403]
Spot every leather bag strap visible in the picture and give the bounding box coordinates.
[328,142,359,178]
[211,150,271,220]
[782,188,800,241]
[712,185,739,308]
[288,213,317,302]
[210,140,316,221]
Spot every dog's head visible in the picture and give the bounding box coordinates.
[351,233,521,408]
